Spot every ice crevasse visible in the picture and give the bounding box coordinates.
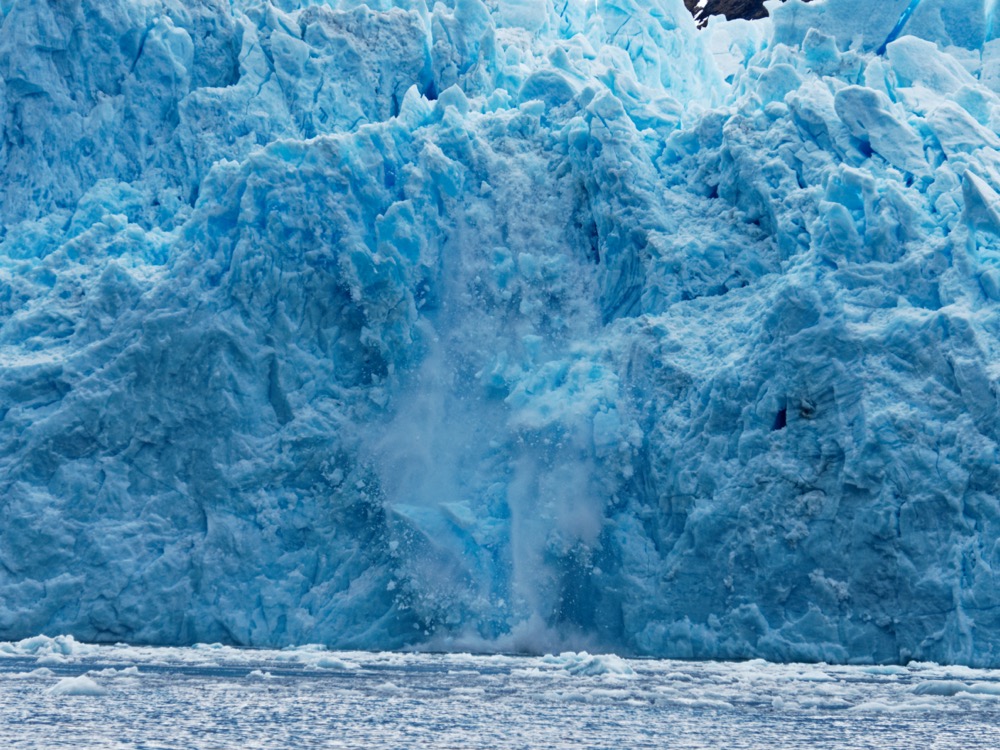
[3,0,1000,666]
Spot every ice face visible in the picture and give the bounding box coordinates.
[768,0,990,52]
[2,0,1000,665]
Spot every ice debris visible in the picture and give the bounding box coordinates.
[314,656,361,670]
[3,0,1000,667]
[46,675,108,697]
[542,652,636,677]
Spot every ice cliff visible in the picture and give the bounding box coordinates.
[3,0,1000,666]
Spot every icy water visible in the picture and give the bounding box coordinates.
[2,638,1000,748]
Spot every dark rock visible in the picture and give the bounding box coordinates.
[684,0,813,27]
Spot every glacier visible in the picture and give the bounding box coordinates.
[3,0,1000,666]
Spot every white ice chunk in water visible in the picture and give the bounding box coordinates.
[46,676,108,697]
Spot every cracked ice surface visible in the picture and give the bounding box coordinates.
[4,0,1000,666]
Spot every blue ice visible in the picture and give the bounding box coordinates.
[2,0,1000,668]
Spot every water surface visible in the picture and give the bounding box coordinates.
[2,638,998,748]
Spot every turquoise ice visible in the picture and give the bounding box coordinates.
[3,0,1000,666]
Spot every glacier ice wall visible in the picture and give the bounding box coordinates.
[3,0,1000,666]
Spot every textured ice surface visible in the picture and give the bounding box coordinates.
[4,0,1000,665]
[767,0,994,52]
[4,637,1000,749]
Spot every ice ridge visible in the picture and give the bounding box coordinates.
[3,0,1000,666]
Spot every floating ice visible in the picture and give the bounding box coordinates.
[911,679,973,696]
[88,666,141,677]
[3,0,1000,667]
[46,675,108,697]
[2,635,80,657]
[314,656,361,670]
[5,636,1000,746]
[542,651,636,677]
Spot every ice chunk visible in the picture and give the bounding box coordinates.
[910,680,971,696]
[5,635,79,657]
[314,656,361,670]
[833,85,927,174]
[46,676,108,697]
[88,666,140,677]
[543,652,636,677]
